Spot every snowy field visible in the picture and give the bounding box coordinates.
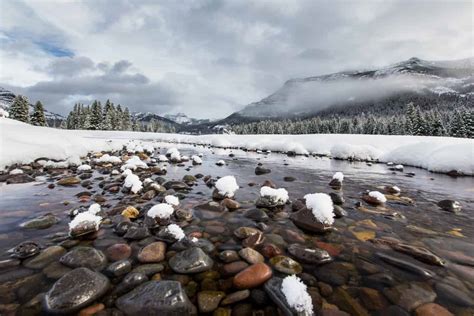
[1,118,473,175]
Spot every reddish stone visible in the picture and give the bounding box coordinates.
[315,241,342,257]
[415,303,453,316]
[105,243,132,261]
[233,263,272,289]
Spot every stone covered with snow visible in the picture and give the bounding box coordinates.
[304,193,335,225]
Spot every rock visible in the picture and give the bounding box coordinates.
[105,243,132,261]
[314,262,355,286]
[163,181,190,191]
[359,287,388,311]
[121,206,139,219]
[242,231,265,248]
[222,198,240,210]
[384,282,437,311]
[283,176,296,182]
[377,252,434,278]
[255,166,271,175]
[329,192,345,205]
[332,287,370,316]
[197,291,225,313]
[263,277,298,316]
[60,247,107,271]
[269,255,303,274]
[333,205,347,218]
[244,208,269,222]
[362,194,385,206]
[20,214,60,229]
[415,303,453,316]
[437,200,462,213]
[290,207,334,234]
[43,261,72,279]
[169,247,214,274]
[131,263,164,276]
[234,227,261,239]
[221,290,250,305]
[113,272,149,295]
[233,263,272,289]
[391,243,445,266]
[137,242,166,263]
[23,246,66,269]
[124,225,150,240]
[176,209,193,221]
[435,280,474,307]
[10,241,41,259]
[329,178,342,189]
[43,268,110,314]
[259,243,283,258]
[116,281,196,315]
[219,250,240,263]
[351,229,375,242]
[287,243,333,265]
[239,247,264,264]
[78,303,105,316]
[57,176,81,186]
[104,259,131,277]
[6,173,35,184]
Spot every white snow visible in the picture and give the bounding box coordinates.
[68,212,102,231]
[96,154,122,164]
[191,155,202,164]
[166,147,180,156]
[124,173,143,194]
[0,108,9,118]
[164,195,180,206]
[1,118,473,175]
[87,203,101,215]
[157,154,168,162]
[332,172,344,181]
[77,164,91,171]
[147,203,174,219]
[9,168,23,175]
[281,275,314,315]
[170,151,181,162]
[122,169,133,176]
[304,193,335,225]
[215,175,239,198]
[216,160,225,166]
[166,223,185,240]
[260,186,289,204]
[368,191,387,203]
[394,164,404,171]
[120,155,148,171]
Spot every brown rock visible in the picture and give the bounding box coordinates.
[415,303,453,316]
[222,261,249,276]
[57,177,80,186]
[105,243,132,262]
[222,198,240,210]
[137,242,166,263]
[233,263,272,289]
[121,206,139,219]
[78,303,105,316]
[359,287,388,311]
[238,248,264,264]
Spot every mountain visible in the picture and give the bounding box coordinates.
[222,57,473,124]
[0,87,65,127]
[165,112,211,125]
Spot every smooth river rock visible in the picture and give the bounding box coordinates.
[233,263,272,289]
[60,246,107,271]
[169,247,214,274]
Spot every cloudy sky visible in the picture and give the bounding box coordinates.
[0,0,472,118]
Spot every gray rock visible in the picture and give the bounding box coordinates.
[384,282,436,311]
[169,247,213,274]
[263,277,298,316]
[60,246,107,271]
[377,252,434,278]
[437,199,461,213]
[290,207,334,234]
[116,280,196,315]
[23,246,66,269]
[287,243,333,265]
[20,214,60,229]
[43,267,110,314]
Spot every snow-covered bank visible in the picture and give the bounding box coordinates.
[1,118,473,175]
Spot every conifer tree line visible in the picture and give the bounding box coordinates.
[66,99,132,130]
[231,104,474,138]
[8,95,47,126]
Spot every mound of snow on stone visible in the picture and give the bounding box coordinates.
[215,176,239,198]
[166,224,185,240]
[68,212,102,231]
[147,203,174,219]
[124,173,143,194]
[164,195,179,206]
[260,187,289,204]
[304,193,335,225]
[281,275,314,315]
[368,191,387,203]
[332,172,344,181]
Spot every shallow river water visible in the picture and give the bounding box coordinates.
[0,143,473,315]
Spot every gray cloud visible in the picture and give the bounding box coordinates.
[0,0,471,118]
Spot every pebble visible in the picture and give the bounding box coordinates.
[219,250,240,263]
[287,243,333,265]
[269,255,302,274]
[233,263,272,289]
[197,291,225,313]
[131,263,164,276]
[221,290,250,305]
[290,207,334,233]
[121,206,139,219]
[116,280,195,314]
[169,247,214,274]
[239,247,264,264]
[23,246,66,269]
[43,268,110,314]
[137,241,166,263]
[222,261,249,276]
[437,200,462,213]
[57,176,81,186]
[10,241,41,259]
[104,259,131,277]
[384,282,437,311]
[105,243,132,261]
[59,247,107,271]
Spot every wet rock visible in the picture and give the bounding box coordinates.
[60,247,107,271]
[332,287,369,316]
[329,178,342,189]
[384,186,401,195]
[6,173,35,184]
[42,262,72,279]
[415,303,453,316]
[222,261,249,276]
[116,280,196,315]
[137,241,166,263]
[57,176,81,186]
[244,208,269,222]
[69,220,100,238]
[329,192,345,205]
[283,176,296,182]
[0,258,20,270]
[131,263,164,276]
[121,206,139,219]
[239,247,264,264]
[359,287,388,311]
[10,241,41,259]
[234,227,261,239]
[20,214,60,229]
[222,198,240,210]
[113,273,149,296]
[255,166,271,175]
[435,279,474,307]
[259,243,283,258]
[314,262,355,286]
[391,243,445,266]
[43,268,110,314]
[377,252,435,278]
[197,291,225,313]
[263,277,298,316]
[78,303,105,316]
[270,255,302,274]
[437,200,462,213]
[105,243,132,262]
[23,246,66,270]
[219,250,240,263]
[104,259,131,277]
[290,207,334,234]
[176,209,193,221]
[233,263,272,289]
[221,290,250,305]
[384,282,436,311]
[242,231,265,248]
[362,194,385,206]
[169,247,214,274]
[163,181,190,191]
[124,225,150,240]
[287,243,333,265]
[333,205,348,218]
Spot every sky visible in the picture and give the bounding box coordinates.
[0,0,472,119]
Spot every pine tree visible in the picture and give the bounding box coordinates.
[9,95,30,123]
[31,101,47,126]
[462,110,474,138]
[89,100,103,130]
[115,105,123,130]
[122,107,132,130]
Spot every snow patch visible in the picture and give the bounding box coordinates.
[191,155,202,164]
[164,195,180,206]
[77,164,91,171]
[9,168,23,175]
[260,187,289,204]
[121,155,148,171]
[124,173,143,194]
[215,175,239,198]
[368,191,387,203]
[68,212,102,231]
[166,224,185,240]
[147,203,174,219]
[281,275,314,315]
[87,203,101,215]
[332,172,344,181]
[96,154,122,164]
[304,193,335,225]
